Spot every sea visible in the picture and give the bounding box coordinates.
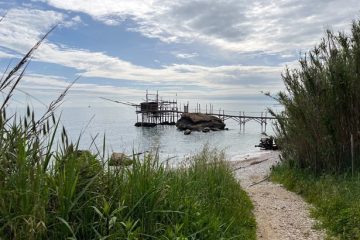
[11,98,280,164]
[62,98,280,163]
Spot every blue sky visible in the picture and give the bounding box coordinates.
[0,0,359,106]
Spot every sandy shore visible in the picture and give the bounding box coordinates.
[231,151,325,240]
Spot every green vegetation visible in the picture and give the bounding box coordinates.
[269,19,360,239]
[271,165,360,239]
[0,30,255,239]
[0,137,256,239]
[270,20,360,173]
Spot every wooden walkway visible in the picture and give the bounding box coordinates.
[188,111,276,132]
[135,108,277,132]
[101,91,278,132]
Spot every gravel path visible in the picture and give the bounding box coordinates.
[231,151,325,240]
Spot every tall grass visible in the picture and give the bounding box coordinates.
[0,28,256,239]
[270,19,360,173]
[0,129,256,239]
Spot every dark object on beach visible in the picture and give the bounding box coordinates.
[176,113,225,132]
[255,137,278,150]
[202,127,210,133]
[135,122,156,127]
[184,129,192,135]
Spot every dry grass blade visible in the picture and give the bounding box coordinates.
[35,76,79,128]
[0,26,56,92]
[0,62,29,110]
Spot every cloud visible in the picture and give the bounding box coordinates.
[19,73,144,96]
[17,72,283,103]
[0,49,16,58]
[0,8,63,53]
[173,52,198,59]
[0,7,284,98]
[61,15,84,28]
[42,0,360,53]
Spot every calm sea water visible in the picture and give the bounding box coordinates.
[52,99,279,163]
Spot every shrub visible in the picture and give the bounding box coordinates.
[270,19,360,173]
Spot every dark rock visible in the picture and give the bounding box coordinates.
[176,113,225,131]
[211,127,220,131]
[255,137,278,150]
[184,129,192,135]
[225,128,229,130]
[202,127,210,133]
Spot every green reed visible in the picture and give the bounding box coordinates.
[270,19,360,173]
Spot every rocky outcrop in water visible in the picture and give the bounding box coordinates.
[176,113,225,132]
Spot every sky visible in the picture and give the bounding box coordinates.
[0,0,359,107]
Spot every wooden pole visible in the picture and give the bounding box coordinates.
[351,133,354,178]
[243,112,245,130]
[239,112,241,130]
[265,112,267,132]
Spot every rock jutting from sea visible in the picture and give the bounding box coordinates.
[176,113,226,132]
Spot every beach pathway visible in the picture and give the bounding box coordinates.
[232,152,325,240]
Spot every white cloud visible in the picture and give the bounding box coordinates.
[0,49,16,58]
[42,0,360,53]
[17,72,283,103]
[0,8,63,53]
[0,7,284,97]
[173,52,198,59]
[19,73,144,96]
[61,15,83,28]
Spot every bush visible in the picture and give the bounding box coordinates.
[271,19,360,173]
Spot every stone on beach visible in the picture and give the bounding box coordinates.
[109,152,133,166]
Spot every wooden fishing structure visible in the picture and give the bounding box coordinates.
[101,91,277,132]
[134,91,182,127]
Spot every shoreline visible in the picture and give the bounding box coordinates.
[228,150,279,179]
[228,150,273,163]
